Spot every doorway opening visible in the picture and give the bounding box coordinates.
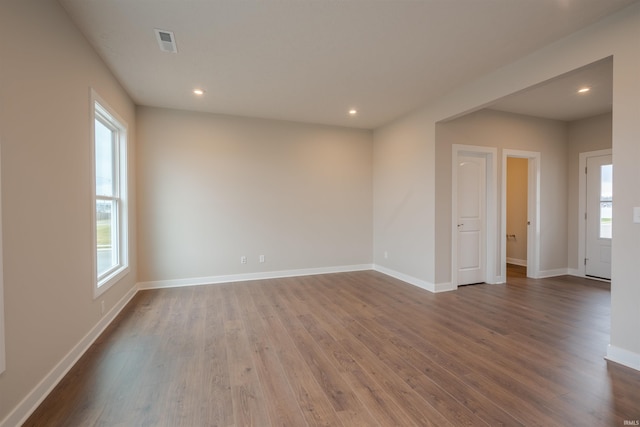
[506,157,528,277]
[501,150,540,281]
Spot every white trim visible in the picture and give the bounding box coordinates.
[137,264,373,290]
[91,88,130,298]
[137,264,461,295]
[451,144,498,287]
[0,286,138,427]
[433,282,457,292]
[506,257,527,267]
[606,345,640,372]
[578,149,612,277]
[502,149,541,280]
[373,265,456,293]
[537,268,570,278]
[567,268,581,277]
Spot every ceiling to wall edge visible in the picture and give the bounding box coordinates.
[437,56,614,125]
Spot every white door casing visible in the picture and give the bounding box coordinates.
[578,149,612,278]
[451,144,497,287]
[585,154,612,279]
[501,149,541,280]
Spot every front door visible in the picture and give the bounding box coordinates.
[457,154,486,285]
[585,154,612,280]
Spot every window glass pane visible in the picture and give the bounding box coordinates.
[95,118,114,197]
[601,164,612,201]
[599,164,613,239]
[93,95,127,292]
[600,201,612,239]
[96,199,117,278]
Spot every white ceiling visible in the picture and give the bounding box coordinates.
[58,0,636,129]
[490,56,613,122]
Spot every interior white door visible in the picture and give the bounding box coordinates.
[457,154,486,285]
[585,154,612,279]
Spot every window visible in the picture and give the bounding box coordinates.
[92,91,128,296]
[599,164,612,239]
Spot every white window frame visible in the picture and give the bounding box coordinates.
[91,89,129,297]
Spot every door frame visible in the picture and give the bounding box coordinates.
[501,149,541,280]
[578,148,612,278]
[451,144,498,287]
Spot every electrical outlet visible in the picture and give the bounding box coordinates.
[384,251,388,259]
[100,300,105,315]
[259,255,265,263]
[241,256,247,264]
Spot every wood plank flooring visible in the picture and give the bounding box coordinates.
[25,268,640,426]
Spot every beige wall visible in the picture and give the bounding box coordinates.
[373,3,640,362]
[434,110,568,283]
[373,113,435,282]
[0,0,137,421]
[0,0,639,422]
[507,157,528,264]
[136,107,373,283]
[567,113,612,270]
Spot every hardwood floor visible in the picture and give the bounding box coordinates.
[25,269,640,426]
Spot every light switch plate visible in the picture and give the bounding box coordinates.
[633,207,640,224]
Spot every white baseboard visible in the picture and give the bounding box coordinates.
[373,265,456,293]
[536,268,570,278]
[606,344,640,372]
[506,257,527,267]
[137,264,374,290]
[567,268,581,277]
[139,264,460,295]
[0,286,138,427]
[433,281,457,292]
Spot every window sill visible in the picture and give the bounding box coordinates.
[94,265,130,298]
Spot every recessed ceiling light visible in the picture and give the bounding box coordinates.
[193,88,205,96]
[578,87,590,93]
[349,109,357,115]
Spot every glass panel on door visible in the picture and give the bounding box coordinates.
[599,164,612,239]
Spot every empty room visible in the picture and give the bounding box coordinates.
[1,0,640,426]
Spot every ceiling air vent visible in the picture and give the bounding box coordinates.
[154,29,177,53]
